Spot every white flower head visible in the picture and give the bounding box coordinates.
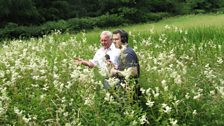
[162,103,172,114]
[139,114,149,125]
[169,118,178,126]
[146,99,154,107]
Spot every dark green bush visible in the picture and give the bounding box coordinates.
[0,14,127,40]
[0,13,168,40]
[68,17,95,31]
[94,14,127,27]
[144,12,171,21]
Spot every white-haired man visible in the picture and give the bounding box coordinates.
[74,31,120,76]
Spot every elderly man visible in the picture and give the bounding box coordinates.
[74,31,120,75]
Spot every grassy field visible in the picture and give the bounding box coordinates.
[76,14,224,41]
[0,14,224,125]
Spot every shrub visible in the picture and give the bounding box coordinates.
[94,14,127,27]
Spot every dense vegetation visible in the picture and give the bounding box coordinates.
[1,0,224,39]
[0,15,224,125]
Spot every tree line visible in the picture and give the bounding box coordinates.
[0,0,224,39]
[1,0,224,27]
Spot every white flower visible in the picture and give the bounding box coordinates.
[84,97,93,106]
[162,103,172,114]
[210,90,215,95]
[40,94,46,101]
[70,70,80,79]
[106,77,119,87]
[193,93,201,100]
[145,88,151,95]
[161,80,166,85]
[65,123,72,126]
[0,70,5,78]
[14,107,23,116]
[216,86,224,96]
[140,88,146,94]
[22,115,31,124]
[174,75,182,85]
[169,118,178,126]
[192,110,197,116]
[193,88,203,100]
[146,99,154,107]
[104,93,114,102]
[139,114,149,124]
[165,25,171,30]
[185,93,190,99]
[217,57,223,64]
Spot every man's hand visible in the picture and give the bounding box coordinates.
[74,57,83,65]
[74,57,95,68]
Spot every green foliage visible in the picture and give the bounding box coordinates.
[1,0,224,28]
[0,14,126,39]
[94,14,127,27]
[1,24,224,125]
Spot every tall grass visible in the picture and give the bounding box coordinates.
[0,15,224,125]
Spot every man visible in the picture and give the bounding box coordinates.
[74,31,120,75]
[111,29,141,97]
[112,29,140,80]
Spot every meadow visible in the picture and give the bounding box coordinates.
[0,14,224,125]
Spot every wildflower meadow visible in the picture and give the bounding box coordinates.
[0,17,224,125]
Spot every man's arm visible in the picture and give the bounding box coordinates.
[74,57,95,68]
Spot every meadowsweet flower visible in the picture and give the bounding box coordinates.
[40,94,46,101]
[119,68,133,80]
[139,114,149,125]
[84,96,94,106]
[145,88,151,96]
[217,57,223,64]
[174,75,182,85]
[216,86,224,96]
[192,110,197,116]
[152,87,160,98]
[165,25,171,30]
[172,100,180,108]
[162,103,172,114]
[220,79,224,85]
[106,77,119,87]
[124,110,134,118]
[65,123,72,126]
[22,115,31,123]
[193,93,202,100]
[140,88,146,94]
[161,80,168,91]
[53,73,59,80]
[104,93,114,102]
[70,70,80,79]
[169,118,178,126]
[209,90,215,96]
[0,70,5,78]
[14,107,23,116]
[120,82,126,88]
[146,99,154,107]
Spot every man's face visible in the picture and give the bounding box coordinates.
[100,34,112,49]
[113,33,122,49]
